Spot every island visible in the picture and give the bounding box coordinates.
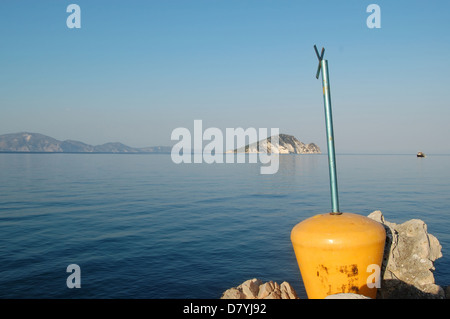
[228,134,321,154]
[0,132,171,153]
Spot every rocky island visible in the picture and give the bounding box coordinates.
[230,134,321,154]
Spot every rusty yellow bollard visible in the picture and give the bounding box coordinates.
[291,212,386,299]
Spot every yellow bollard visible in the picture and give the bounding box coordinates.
[291,212,386,299]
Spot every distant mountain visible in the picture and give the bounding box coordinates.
[0,132,171,153]
[92,142,139,153]
[230,133,321,154]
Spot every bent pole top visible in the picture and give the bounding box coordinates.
[314,45,340,215]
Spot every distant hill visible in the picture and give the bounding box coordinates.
[0,132,171,153]
[229,133,321,154]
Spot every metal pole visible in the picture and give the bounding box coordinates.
[320,59,340,214]
[314,45,340,214]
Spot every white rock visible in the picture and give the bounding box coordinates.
[280,281,299,299]
[367,211,444,299]
[221,288,243,299]
[240,278,262,299]
[221,279,299,299]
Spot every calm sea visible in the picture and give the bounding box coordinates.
[0,153,449,299]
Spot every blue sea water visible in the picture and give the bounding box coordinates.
[0,153,449,299]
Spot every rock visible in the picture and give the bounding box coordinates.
[240,278,262,299]
[325,293,371,299]
[221,279,299,299]
[368,211,444,299]
[259,282,281,299]
[231,134,321,154]
[256,282,273,299]
[280,281,298,299]
[221,288,243,299]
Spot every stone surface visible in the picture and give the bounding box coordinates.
[240,278,262,299]
[368,211,444,299]
[280,281,298,299]
[221,279,299,299]
[221,288,243,299]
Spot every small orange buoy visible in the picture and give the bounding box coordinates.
[291,212,386,299]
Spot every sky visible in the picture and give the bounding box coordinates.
[0,0,449,154]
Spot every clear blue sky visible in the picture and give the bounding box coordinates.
[1,0,449,153]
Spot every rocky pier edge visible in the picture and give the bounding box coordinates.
[220,210,449,299]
